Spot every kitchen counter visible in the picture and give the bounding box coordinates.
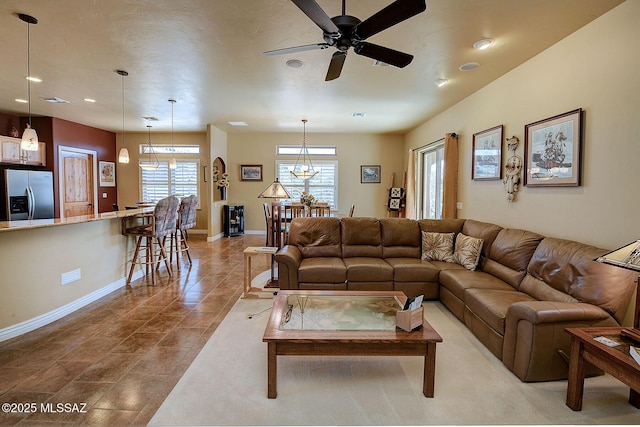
[0,207,153,233]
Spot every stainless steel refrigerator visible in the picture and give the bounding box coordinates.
[5,169,54,220]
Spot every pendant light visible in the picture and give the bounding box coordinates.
[139,125,160,170]
[290,119,318,180]
[19,14,39,151]
[168,99,177,169]
[116,70,130,163]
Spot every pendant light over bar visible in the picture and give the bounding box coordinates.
[139,125,160,170]
[168,99,177,169]
[117,70,130,163]
[290,119,318,180]
[19,13,39,151]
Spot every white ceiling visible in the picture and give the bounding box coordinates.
[0,0,623,135]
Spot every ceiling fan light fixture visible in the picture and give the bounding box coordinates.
[473,38,494,50]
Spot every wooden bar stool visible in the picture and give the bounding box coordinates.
[169,195,198,270]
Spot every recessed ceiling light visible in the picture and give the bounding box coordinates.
[352,112,367,118]
[26,76,42,82]
[286,59,304,69]
[228,121,248,126]
[83,98,96,103]
[15,98,28,103]
[434,79,448,87]
[473,38,494,50]
[459,62,480,72]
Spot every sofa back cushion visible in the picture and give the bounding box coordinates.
[341,217,382,258]
[418,218,465,235]
[461,219,502,259]
[380,218,421,258]
[288,217,342,258]
[483,228,544,288]
[523,237,637,324]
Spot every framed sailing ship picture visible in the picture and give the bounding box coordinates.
[524,108,582,187]
[472,125,503,180]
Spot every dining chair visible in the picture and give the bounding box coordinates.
[310,202,330,217]
[169,195,198,270]
[263,202,274,246]
[123,195,179,285]
[282,202,305,243]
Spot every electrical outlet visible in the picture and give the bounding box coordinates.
[61,269,81,285]
[102,192,107,198]
[457,202,463,210]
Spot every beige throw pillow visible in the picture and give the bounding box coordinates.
[454,233,484,270]
[421,231,456,262]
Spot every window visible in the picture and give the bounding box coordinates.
[277,145,337,156]
[140,160,199,204]
[140,145,200,155]
[417,142,444,219]
[276,160,338,209]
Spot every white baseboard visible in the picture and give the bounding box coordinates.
[207,232,225,242]
[0,270,143,343]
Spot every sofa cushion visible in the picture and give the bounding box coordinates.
[288,217,342,258]
[418,218,465,234]
[454,233,483,270]
[421,231,456,262]
[385,258,440,282]
[461,219,502,259]
[439,269,515,301]
[380,218,421,258]
[484,228,544,288]
[525,237,637,324]
[465,288,536,335]
[343,257,393,282]
[298,257,346,283]
[342,217,383,258]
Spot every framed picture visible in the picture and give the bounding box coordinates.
[472,125,503,180]
[99,161,115,187]
[361,165,381,183]
[524,108,582,187]
[240,164,263,181]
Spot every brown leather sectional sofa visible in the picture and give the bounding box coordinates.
[275,216,637,381]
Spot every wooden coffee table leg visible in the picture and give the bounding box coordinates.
[423,342,436,398]
[566,337,586,411]
[267,342,277,398]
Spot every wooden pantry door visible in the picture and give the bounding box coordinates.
[59,147,96,218]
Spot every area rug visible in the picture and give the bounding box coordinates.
[149,299,639,426]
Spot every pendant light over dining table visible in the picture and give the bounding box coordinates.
[116,70,130,163]
[168,99,177,169]
[139,125,160,170]
[290,119,318,180]
[19,13,39,151]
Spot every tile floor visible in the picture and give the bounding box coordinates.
[0,233,271,426]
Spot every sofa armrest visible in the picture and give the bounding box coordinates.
[502,301,617,381]
[275,245,302,289]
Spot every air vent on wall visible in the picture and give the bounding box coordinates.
[42,97,70,103]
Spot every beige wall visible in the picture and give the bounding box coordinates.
[405,1,638,250]
[208,125,228,238]
[226,132,405,232]
[115,131,209,231]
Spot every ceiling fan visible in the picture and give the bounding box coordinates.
[264,0,427,81]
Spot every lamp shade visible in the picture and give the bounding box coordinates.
[258,178,291,199]
[595,240,640,272]
[118,147,130,163]
[21,124,39,151]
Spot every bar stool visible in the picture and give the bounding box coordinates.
[170,195,198,270]
[123,195,179,285]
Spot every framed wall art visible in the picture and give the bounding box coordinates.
[240,164,263,181]
[99,161,115,187]
[472,125,503,180]
[524,108,582,187]
[360,165,381,183]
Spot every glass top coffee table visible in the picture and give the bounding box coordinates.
[262,290,443,399]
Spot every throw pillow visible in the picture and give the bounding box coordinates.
[454,233,484,270]
[421,231,456,262]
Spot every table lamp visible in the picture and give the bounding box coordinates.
[595,240,640,343]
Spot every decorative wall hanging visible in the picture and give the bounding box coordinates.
[99,161,115,187]
[388,187,405,211]
[361,165,381,183]
[524,108,582,187]
[503,136,522,202]
[472,125,503,180]
[240,164,263,181]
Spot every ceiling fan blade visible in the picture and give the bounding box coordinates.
[354,42,413,68]
[291,0,340,37]
[264,43,330,56]
[325,51,347,81]
[354,0,426,40]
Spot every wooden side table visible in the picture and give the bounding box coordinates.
[243,246,278,299]
[565,327,640,411]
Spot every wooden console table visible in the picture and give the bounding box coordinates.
[565,327,640,411]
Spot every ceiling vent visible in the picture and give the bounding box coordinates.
[142,116,159,121]
[42,97,69,103]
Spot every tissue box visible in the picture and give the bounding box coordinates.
[396,306,424,332]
